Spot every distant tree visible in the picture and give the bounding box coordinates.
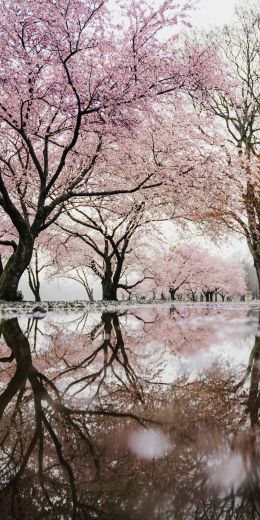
[133,242,247,302]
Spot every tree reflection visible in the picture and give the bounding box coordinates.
[0,315,159,519]
[0,307,259,519]
[59,312,145,405]
[0,318,96,518]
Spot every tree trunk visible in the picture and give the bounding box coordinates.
[32,287,41,302]
[169,288,176,300]
[254,256,260,298]
[101,256,121,301]
[85,285,94,302]
[28,249,41,302]
[28,270,41,302]
[0,237,34,301]
[88,288,94,302]
[102,277,117,301]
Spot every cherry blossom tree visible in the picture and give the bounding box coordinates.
[47,93,236,302]
[190,4,260,289]
[0,0,215,300]
[199,258,247,302]
[53,194,161,300]
[132,242,206,300]
[134,242,247,301]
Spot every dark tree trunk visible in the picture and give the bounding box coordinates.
[102,276,117,301]
[254,256,260,298]
[28,249,41,302]
[28,271,41,302]
[204,291,214,302]
[101,255,123,301]
[169,288,176,300]
[0,237,34,301]
[221,294,225,302]
[86,287,94,302]
[32,287,41,302]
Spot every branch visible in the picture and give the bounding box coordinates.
[0,240,17,251]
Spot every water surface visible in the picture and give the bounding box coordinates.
[0,303,259,519]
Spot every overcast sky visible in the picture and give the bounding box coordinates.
[191,0,238,27]
[22,0,244,301]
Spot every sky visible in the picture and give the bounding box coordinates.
[22,0,245,301]
[190,0,238,28]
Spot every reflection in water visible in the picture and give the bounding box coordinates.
[0,306,259,518]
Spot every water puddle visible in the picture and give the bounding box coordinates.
[0,303,259,519]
